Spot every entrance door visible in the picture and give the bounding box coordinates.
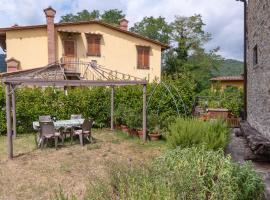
[64,40,75,57]
[63,40,76,71]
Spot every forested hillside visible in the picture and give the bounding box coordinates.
[213,59,243,77]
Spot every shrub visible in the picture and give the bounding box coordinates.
[166,117,229,150]
[0,73,196,135]
[83,147,264,200]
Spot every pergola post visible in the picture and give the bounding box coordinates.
[11,85,17,138]
[111,86,115,131]
[143,84,147,141]
[5,84,13,159]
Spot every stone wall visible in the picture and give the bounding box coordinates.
[247,0,270,138]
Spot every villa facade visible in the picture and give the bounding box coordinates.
[0,7,168,81]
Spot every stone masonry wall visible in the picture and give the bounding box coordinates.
[247,0,270,138]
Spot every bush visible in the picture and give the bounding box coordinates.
[198,87,244,117]
[166,117,229,150]
[83,147,264,200]
[0,73,196,135]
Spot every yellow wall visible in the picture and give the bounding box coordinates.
[211,81,243,91]
[56,24,161,81]
[5,23,162,81]
[6,28,48,69]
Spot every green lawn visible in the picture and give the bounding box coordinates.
[0,130,165,200]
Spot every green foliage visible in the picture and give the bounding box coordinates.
[130,16,171,44]
[100,9,125,26]
[83,147,264,200]
[60,10,100,22]
[0,74,196,135]
[160,14,224,91]
[199,87,244,116]
[59,9,125,26]
[166,117,229,150]
[213,59,244,77]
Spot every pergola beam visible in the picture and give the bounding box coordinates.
[3,78,147,87]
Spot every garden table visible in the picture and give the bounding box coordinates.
[33,119,85,130]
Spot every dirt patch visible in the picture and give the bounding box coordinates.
[0,130,162,200]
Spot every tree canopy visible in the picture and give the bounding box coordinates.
[130,16,171,44]
[59,9,125,26]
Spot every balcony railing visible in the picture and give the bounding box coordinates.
[60,56,81,73]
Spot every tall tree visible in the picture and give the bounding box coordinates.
[100,9,125,26]
[163,14,223,90]
[130,16,171,44]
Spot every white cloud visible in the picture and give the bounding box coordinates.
[0,0,244,60]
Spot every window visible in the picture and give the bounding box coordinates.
[86,34,101,56]
[137,46,150,69]
[253,45,258,66]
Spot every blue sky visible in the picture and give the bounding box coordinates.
[0,0,244,60]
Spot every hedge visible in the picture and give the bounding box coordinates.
[0,73,196,134]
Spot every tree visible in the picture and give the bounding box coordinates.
[130,16,171,44]
[60,10,100,22]
[163,14,223,91]
[59,9,124,26]
[100,9,125,26]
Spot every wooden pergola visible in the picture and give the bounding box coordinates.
[3,77,148,159]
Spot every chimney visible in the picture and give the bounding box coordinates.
[119,18,129,31]
[44,6,56,64]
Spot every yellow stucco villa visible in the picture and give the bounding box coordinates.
[0,7,168,81]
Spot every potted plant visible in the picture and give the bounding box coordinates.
[148,114,161,141]
[115,106,129,132]
[126,108,141,137]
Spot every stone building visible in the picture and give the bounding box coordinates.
[246,0,270,137]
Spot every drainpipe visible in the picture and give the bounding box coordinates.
[44,6,56,64]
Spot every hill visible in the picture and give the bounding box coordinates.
[0,54,6,72]
[213,59,243,77]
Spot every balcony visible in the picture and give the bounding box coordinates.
[60,56,81,80]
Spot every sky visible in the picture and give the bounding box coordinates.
[0,0,244,60]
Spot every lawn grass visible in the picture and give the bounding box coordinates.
[114,130,167,150]
[0,129,163,200]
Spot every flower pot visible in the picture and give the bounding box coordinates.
[138,130,144,139]
[121,125,129,133]
[128,128,138,136]
[149,133,161,141]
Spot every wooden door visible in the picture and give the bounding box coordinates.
[64,40,75,57]
[63,40,76,71]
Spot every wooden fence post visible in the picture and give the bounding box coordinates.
[5,84,13,159]
[11,85,16,138]
[143,84,147,141]
[111,86,115,131]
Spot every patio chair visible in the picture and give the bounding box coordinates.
[72,118,93,146]
[39,121,63,149]
[39,115,52,122]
